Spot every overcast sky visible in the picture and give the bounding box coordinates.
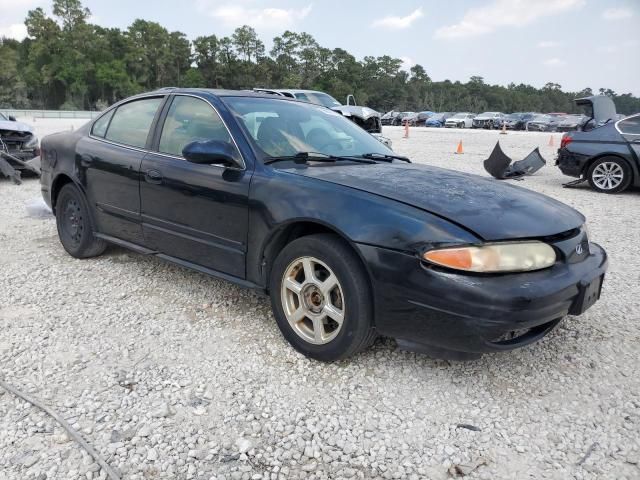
[2,0,639,95]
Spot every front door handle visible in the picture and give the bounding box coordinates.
[145,169,163,185]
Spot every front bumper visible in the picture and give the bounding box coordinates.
[356,242,607,359]
[472,120,494,129]
[2,149,38,165]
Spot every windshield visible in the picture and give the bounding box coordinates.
[450,113,467,119]
[225,97,392,159]
[0,112,7,121]
[293,91,342,109]
[505,114,522,120]
[429,114,444,121]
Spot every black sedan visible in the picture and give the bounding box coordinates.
[526,114,560,132]
[557,113,640,193]
[40,89,607,361]
[500,112,535,130]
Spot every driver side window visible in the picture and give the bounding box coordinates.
[158,96,236,157]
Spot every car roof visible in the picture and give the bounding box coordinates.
[149,87,301,100]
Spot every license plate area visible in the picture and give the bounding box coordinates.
[570,274,604,315]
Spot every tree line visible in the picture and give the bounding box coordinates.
[1,0,639,115]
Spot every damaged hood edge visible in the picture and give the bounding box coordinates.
[0,120,34,134]
[332,105,380,120]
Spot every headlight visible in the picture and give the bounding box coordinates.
[24,135,39,149]
[423,241,556,273]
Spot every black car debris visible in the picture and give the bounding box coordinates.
[40,89,607,361]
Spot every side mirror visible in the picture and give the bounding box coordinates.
[346,94,356,106]
[8,116,16,121]
[182,140,242,168]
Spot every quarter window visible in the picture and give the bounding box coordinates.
[158,96,235,157]
[105,97,163,148]
[618,116,640,135]
[91,109,115,138]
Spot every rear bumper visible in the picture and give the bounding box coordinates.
[557,149,589,178]
[356,242,608,359]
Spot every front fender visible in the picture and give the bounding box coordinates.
[246,167,479,286]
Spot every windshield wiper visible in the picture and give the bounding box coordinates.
[359,152,411,163]
[265,151,376,165]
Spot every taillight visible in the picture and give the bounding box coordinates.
[560,134,572,149]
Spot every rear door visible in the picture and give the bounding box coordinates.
[139,94,252,278]
[79,95,165,244]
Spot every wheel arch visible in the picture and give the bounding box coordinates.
[260,219,376,304]
[50,173,76,213]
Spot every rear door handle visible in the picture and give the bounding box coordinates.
[145,169,163,184]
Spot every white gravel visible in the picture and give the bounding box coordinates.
[1,124,639,480]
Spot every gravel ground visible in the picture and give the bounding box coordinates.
[1,125,639,480]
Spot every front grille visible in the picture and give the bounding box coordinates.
[1,130,33,151]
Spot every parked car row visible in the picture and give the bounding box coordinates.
[381,109,615,132]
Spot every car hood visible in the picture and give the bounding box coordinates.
[281,163,584,240]
[332,105,380,120]
[0,119,34,133]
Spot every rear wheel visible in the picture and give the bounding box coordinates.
[269,234,375,361]
[587,157,631,193]
[55,183,107,258]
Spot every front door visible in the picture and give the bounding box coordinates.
[140,95,252,278]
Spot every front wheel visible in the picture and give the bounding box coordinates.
[269,234,375,361]
[587,157,632,193]
[459,122,465,129]
[55,183,107,258]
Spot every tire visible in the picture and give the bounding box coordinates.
[269,234,375,361]
[587,157,632,194]
[55,183,107,258]
[459,122,465,129]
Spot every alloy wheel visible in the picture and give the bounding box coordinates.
[281,256,345,345]
[592,162,624,190]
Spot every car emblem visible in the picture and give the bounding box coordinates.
[575,244,583,255]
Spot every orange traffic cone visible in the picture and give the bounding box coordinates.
[455,140,464,154]
[500,121,507,135]
[403,120,409,139]
[548,135,554,147]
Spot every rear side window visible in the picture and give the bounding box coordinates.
[618,116,640,135]
[91,109,114,138]
[105,97,163,148]
[158,96,235,157]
